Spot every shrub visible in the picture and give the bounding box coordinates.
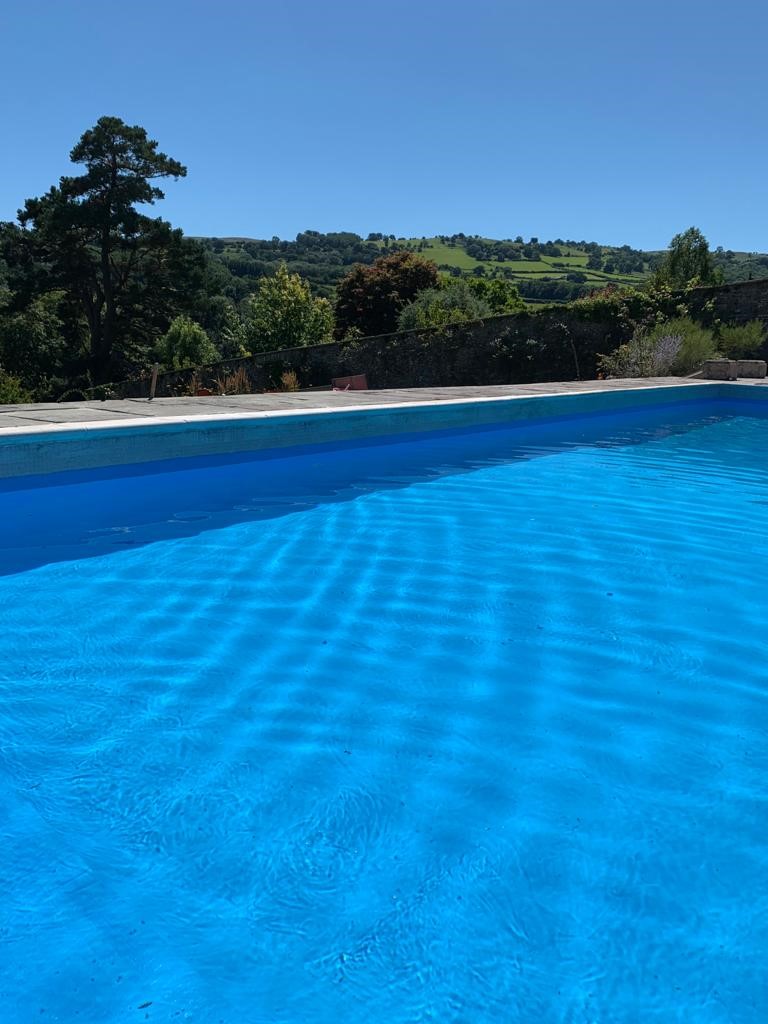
[215,366,252,395]
[601,316,717,378]
[599,331,682,378]
[718,320,765,358]
[571,285,656,326]
[647,317,717,374]
[158,316,220,370]
[0,367,32,404]
[397,279,491,331]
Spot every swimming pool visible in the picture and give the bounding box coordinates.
[1,396,767,1022]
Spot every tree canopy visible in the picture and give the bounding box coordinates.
[243,263,334,351]
[464,277,525,314]
[398,279,492,331]
[653,227,721,288]
[334,252,440,338]
[157,316,220,370]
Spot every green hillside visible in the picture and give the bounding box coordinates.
[201,231,768,306]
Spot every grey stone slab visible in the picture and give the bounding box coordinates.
[0,415,46,428]
[2,408,140,424]
[127,400,244,418]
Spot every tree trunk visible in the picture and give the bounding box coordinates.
[82,291,107,383]
[92,157,119,383]
[98,223,114,382]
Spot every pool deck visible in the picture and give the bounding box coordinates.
[0,376,757,434]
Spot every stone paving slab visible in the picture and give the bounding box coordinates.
[0,415,47,428]
[0,407,145,424]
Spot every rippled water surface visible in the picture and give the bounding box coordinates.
[2,400,768,1023]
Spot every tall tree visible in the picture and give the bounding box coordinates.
[334,251,440,338]
[15,116,204,381]
[653,227,720,288]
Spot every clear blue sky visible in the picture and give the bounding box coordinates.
[1,0,765,251]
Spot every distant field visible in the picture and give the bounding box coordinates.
[375,237,647,290]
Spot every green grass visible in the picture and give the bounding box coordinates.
[377,240,481,271]
[548,255,589,266]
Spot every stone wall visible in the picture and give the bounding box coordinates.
[119,307,633,398]
[112,275,768,399]
[687,277,768,325]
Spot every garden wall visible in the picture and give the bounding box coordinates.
[114,276,768,399]
[117,309,633,398]
[686,277,768,325]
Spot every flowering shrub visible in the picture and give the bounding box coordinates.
[599,331,682,378]
[648,317,717,374]
[599,315,719,377]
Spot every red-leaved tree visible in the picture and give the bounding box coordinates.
[334,251,440,338]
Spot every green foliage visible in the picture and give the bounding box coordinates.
[718,319,765,358]
[242,263,333,352]
[570,283,699,344]
[652,227,721,289]
[647,317,718,374]
[572,284,654,319]
[712,248,768,284]
[0,290,71,394]
[598,314,718,377]
[166,231,768,311]
[157,316,220,369]
[397,279,492,331]
[465,277,525,314]
[0,366,32,404]
[340,325,364,343]
[0,265,10,313]
[334,251,440,337]
[219,303,250,358]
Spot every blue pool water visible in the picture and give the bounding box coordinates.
[1,399,767,1023]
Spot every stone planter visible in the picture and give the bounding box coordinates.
[735,359,767,378]
[701,359,737,380]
